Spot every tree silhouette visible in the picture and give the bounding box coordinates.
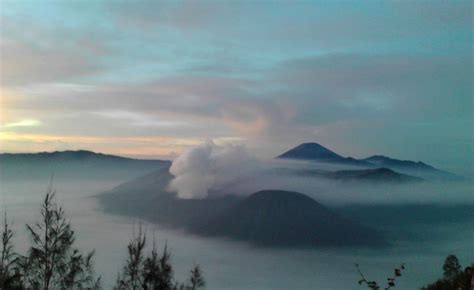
[142,241,174,290]
[442,254,461,281]
[1,181,100,290]
[356,263,405,290]
[421,254,472,290]
[142,239,161,289]
[0,212,23,289]
[22,187,100,290]
[187,265,205,290]
[115,227,205,290]
[118,226,147,289]
[1,181,204,290]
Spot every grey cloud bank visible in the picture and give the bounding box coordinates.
[0,0,471,175]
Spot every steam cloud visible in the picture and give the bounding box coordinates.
[168,143,473,205]
[168,142,259,199]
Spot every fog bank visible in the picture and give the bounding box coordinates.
[168,143,473,205]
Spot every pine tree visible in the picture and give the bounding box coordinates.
[421,255,472,290]
[442,254,461,281]
[116,226,147,290]
[187,265,205,290]
[1,180,204,290]
[156,244,174,290]
[142,241,175,290]
[142,240,160,289]
[21,184,100,289]
[0,212,23,289]
[115,228,206,290]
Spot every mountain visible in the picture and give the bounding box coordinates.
[323,168,423,183]
[0,150,170,180]
[99,171,385,248]
[285,167,423,183]
[99,166,241,228]
[277,143,371,167]
[363,155,435,171]
[199,190,384,247]
[362,155,460,180]
[0,150,161,163]
[278,143,343,160]
[277,143,459,180]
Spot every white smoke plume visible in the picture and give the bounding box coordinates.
[168,143,474,205]
[168,142,259,199]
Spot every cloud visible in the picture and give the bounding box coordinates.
[0,39,101,86]
[109,1,471,51]
[167,142,474,205]
[1,0,471,173]
[168,142,259,199]
[2,119,42,128]
[93,110,188,128]
[3,50,471,173]
[8,76,288,139]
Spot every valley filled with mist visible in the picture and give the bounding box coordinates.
[1,2,472,289]
[1,143,472,289]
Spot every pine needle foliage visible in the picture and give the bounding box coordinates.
[1,181,100,290]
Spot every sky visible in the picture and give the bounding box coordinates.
[0,0,472,174]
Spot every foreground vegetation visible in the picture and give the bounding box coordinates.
[1,184,471,290]
[356,263,406,290]
[356,255,472,290]
[421,254,473,290]
[0,184,205,290]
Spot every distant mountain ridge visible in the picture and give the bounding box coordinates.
[286,167,423,183]
[277,143,372,167]
[362,155,435,170]
[277,142,457,179]
[0,150,169,180]
[326,168,423,183]
[0,150,160,162]
[363,155,460,180]
[1,146,459,182]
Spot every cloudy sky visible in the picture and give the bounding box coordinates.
[0,0,472,174]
